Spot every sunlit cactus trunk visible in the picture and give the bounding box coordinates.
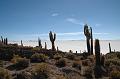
[49,31,56,51]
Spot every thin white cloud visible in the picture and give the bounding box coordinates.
[51,13,59,16]
[95,24,101,27]
[66,18,84,26]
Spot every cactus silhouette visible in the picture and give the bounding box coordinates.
[1,36,3,43]
[3,38,6,45]
[49,31,56,51]
[45,42,47,49]
[84,24,91,55]
[57,46,59,51]
[109,42,111,53]
[38,38,42,48]
[21,40,23,46]
[95,39,101,65]
[90,27,93,55]
[5,38,8,45]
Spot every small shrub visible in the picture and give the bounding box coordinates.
[110,70,120,79]
[66,54,75,60]
[14,71,32,79]
[54,54,62,60]
[31,53,48,63]
[15,58,29,70]
[0,67,12,79]
[31,63,49,79]
[72,61,81,70]
[0,60,3,67]
[55,58,66,68]
[82,60,89,66]
[83,67,93,78]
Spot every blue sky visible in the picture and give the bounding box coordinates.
[0,0,120,40]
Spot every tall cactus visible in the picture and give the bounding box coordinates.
[5,38,8,45]
[1,36,3,43]
[21,40,23,46]
[3,38,6,45]
[49,31,56,51]
[90,27,93,55]
[84,24,91,55]
[45,42,47,49]
[109,42,111,53]
[95,39,101,65]
[38,38,42,48]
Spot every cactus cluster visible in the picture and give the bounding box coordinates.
[84,24,93,55]
[1,36,8,45]
[49,31,56,51]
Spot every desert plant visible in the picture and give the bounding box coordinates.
[30,53,48,63]
[66,53,75,60]
[82,60,89,66]
[21,40,23,46]
[110,70,120,79]
[109,42,112,53]
[45,42,47,49]
[55,58,66,68]
[72,61,81,70]
[0,60,3,67]
[101,55,105,66]
[95,39,101,65]
[38,37,42,48]
[31,63,49,79]
[84,24,91,55]
[83,67,93,78]
[13,58,30,70]
[90,27,93,55]
[14,71,32,79]
[1,36,3,43]
[5,38,8,45]
[0,67,12,79]
[49,31,56,51]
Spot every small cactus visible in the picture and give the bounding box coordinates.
[49,31,56,51]
[38,38,42,48]
[109,42,111,53]
[84,24,91,55]
[3,38,6,45]
[57,46,59,51]
[95,39,101,65]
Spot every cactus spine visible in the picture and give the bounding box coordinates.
[84,24,91,55]
[95,39,101,65]
[38,38,42,48]
[90,27,93,55]
[109,42,111,53]
[49,31,56,51]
